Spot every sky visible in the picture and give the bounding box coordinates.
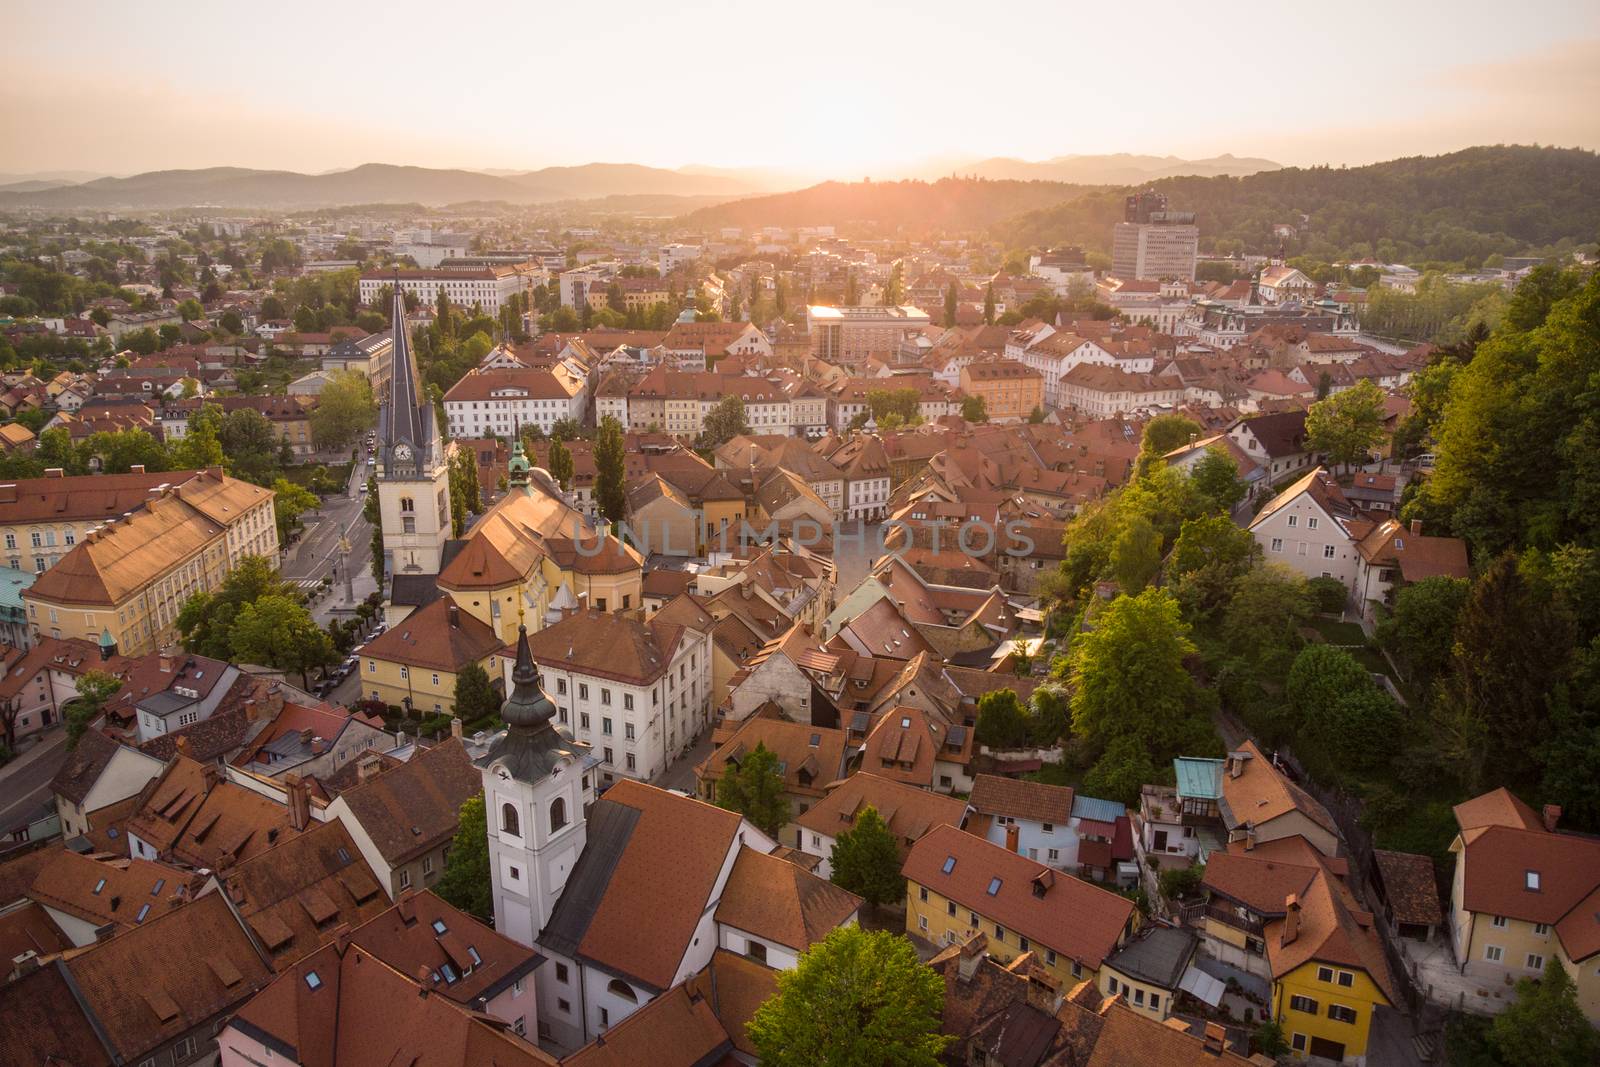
[3,0,1598,182]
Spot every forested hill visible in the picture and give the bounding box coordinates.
[995,145,1600,263]
[682,178,1104,234]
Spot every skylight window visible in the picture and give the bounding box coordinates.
[987,877,1003,896]
[304,971,323,990]
[441,962,458,983]
[151,879,165,896]
[432,919,448,935]
[336,847,351,864]
[942,856,957,875]
[136,903,151,923]
[468,946,482,966]
[900,717,911,728]
[92,878,106,895]
[1526,870,1541,891]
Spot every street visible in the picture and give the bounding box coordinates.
[280,458,378,624]
[0,730,69,835]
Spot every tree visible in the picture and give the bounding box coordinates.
[747,926,949,1067]
[309,370,375,450]
[177,298,204,322]
[1490,959,1600,1067]
[714,742,789,839]
[448,446,480,537]
[1070,588,1211,757]
[943,283,958,327]
[454,663,500,724]
[1286,645,1400,777]
[698,396,749,450]
[65,670,122,749]
[547,436,573,491]
[1082,734,1162,807]
[1305,379,1387,471]
[228,593,334,688]
[961,395,987,423]
[1167,514,1261,621]
[1434,555,1574,794]
[1030,685,1069,747]
[974,688,1031,749]
[219,408,282,484]
[219,309,243,335]
[828,805,904,908]
[178,555,297,658]
[434,794,492,921]
[270,477,318,540]
[594,416,627,523]
[1252,1021,1291,1059]
[1110,513,1162,593]
[1141,413,1204,461]
[1182,449,1241,519]
[983,282,995,325]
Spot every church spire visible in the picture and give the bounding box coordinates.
[380,280,434,478]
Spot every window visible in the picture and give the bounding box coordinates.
[603,747,613,764]
[1492,915,1508,928]
[557,678,567,695]
[1526,870,1541,891]
[580,712,590,730]
[1133,988,1145,1006]
[947,901,957,917]
[550,797,567,831]
[606,979,637,1004]
[1046,950,1056,965]
[173,1036,199,1059]
[305,971,323,990]
[1485,944,1504,962]
[501,803,520,836]
[986,877,1002,895]
[579,684,589,701]
[1527,954,1545,970]
[558,998,571,1014]
[1047,848,1060,862]
[601,688,612,706]
[512,1017,526,1037]
[431,673,439,687]
[1328,1004,1359,1025]
[623,693,634,711]
[1149,993,1160,1011]
[1291,1033,1307,1052]
[918,887,928,902]
[1287,514,1297,527]
[398,869,411,889]
[1337,970,1354,988]
[747,940,768,964]
[1271,537,1283,552]
[1324,544,1336,559]
[625,753,636,771]
[1534,923,1550,936]
[624,722,635,740]
[602,717,612,735]
[1042,823,1053,833]
[1108,977,1119,995]
[1307,517,1319,530]
[993,925,1005,942]
[1317,966,1334,983]
[1289,994,1318,1014]
[1018,936,1030,952]
[509,866,520,880]
[942,856,957,874]
[918,914,928,931]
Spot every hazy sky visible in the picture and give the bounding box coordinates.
[3,0,1598,179]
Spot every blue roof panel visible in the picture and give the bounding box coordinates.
[1175,757,1224,799]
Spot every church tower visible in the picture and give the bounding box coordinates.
[474,617,596,948]
[376,287,450,577]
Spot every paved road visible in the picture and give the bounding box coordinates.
[0,729,69,834]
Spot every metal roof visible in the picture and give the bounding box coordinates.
[537,799,640,963]
[1174,758,1223,800]
[1070,794,1126,823]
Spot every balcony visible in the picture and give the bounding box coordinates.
[1202,902,1265,937]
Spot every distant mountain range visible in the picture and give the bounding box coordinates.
[0,163,762,210]
[937,153,1282,185]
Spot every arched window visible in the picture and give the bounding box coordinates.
[606,978,638,1003]
[501,802,520,837]
[400,496,415,513]
[549,797,567,832]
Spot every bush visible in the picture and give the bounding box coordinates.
[1158,862,1206,901]
[1307,575,1349,613]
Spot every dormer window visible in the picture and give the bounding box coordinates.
[1526,870,1541,891]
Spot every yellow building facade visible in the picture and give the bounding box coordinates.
[1274,960,1389,1063]
[906,877,1100,990]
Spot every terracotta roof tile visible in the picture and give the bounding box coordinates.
[969,774,1074,825]
[713,846,861,951]
[335,738,481,867]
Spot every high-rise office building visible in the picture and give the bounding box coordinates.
[1112,190,1199,281]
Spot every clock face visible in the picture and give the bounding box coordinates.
[394,443,413,462]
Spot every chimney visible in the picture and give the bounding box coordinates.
[956,931,988,982]
[1409,518,1423,536]
[416,964,434,997]
[174,735,190,757]
[300,728,314,745]
[333,922,352,954]
[1202,1022,1226,1057]
[130,464,145,474]
[1228,752,1246,779]
[447,604,460,629]
[159,650,174,673]
[1282,893,1301,946]
[266,683,285,715]
[44,468,63,479]
[1543,804,1561,833]
[200,762,219,791]
[285,773,310,832]
[395,889,416,924]
[450,717,463,739]
[357,753,383,784]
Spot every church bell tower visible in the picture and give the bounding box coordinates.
[376,286,451,577]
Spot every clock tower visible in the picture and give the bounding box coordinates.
[376,286,450,578]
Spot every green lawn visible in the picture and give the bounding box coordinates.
[1307,617,1367,646]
